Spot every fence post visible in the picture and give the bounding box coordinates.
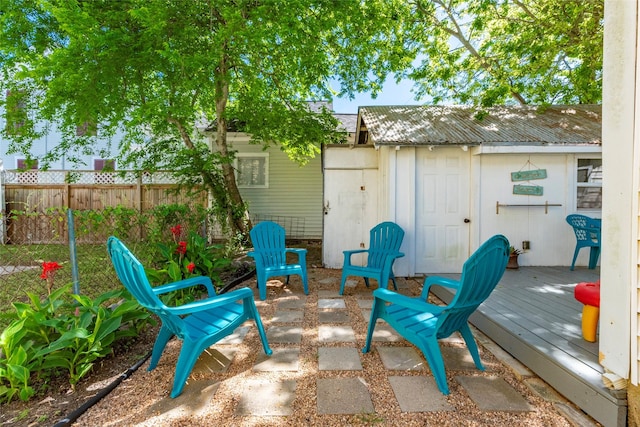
[67,209,80,295]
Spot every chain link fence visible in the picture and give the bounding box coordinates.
[0,204,221,328]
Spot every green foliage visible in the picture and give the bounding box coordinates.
[146,228,231,305]
[398,0,603,106]
[0,0,400,239]
[0,283,153,403]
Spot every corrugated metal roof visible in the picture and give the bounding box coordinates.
[357,105,601,146]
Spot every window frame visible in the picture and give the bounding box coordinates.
[234,153,269,189]
[575,156,602,211]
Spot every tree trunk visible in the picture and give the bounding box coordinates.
[212,74,252,242]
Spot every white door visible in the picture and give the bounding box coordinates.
[416,148,470,273]
[323,169,378,268]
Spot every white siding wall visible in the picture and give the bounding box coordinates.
[475,152,598,267]
[226,133,323,239]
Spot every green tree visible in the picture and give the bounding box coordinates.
[0,0,406,240]
[398,0,603,106]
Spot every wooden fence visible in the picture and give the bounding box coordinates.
[1,170,207,243]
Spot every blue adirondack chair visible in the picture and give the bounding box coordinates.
[107,236,272,398]
[247,221,308,300]
[566,214,601,271]
[339,221,405,295]
[363,234,510,395]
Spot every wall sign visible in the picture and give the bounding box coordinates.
[513,184,544,196]
[511,169,547,181]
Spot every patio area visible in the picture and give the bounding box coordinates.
[71,265,602,426]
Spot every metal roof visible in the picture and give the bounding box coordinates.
[357,105,601,146]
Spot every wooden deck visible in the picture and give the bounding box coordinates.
[430,266,627,427]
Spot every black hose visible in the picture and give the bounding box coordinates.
[218,267,256,294]
[52,350,152,427]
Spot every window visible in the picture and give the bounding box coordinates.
[94,159,116,171]
[94,159,116,184]
[576,158,602,210]
[16,158,38,184]
[236,154,269,188]
[5,90,27,135]
[16,158,38,170]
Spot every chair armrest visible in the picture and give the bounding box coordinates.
[342,249,369,266]
[373,288,445,315]
[152,276,216,297]
[285,248,307,263]
[421,276,460,300]
[167,287,255,316]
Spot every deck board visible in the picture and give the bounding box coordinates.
[429,266,627,427]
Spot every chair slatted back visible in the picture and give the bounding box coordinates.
[107,236,186,338]
[434,235,509,338]
[367,222,405,269]
[566,214,601,245]
[249,221,287,267]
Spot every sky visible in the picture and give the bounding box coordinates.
[330,77,425,114]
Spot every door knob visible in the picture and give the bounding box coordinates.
[464,218,471,223]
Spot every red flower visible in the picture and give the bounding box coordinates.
[186,262,196,273]
[40,261,62,280]
[176,241,187,255]
[170,225,182,239]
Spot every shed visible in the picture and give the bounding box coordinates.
[322,104,602,275]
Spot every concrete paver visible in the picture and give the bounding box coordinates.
[235,379,297,416]
[266,326,303,343]
[318,325,356,342]
[388,376,454,412]
[455,376,533,412]
[316,377,375,414]
[253,347,300,371]
[377,346,427,371]
[318,347,363,371]
[318,309,350,323]
[272,309,304,323]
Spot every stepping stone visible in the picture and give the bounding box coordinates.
[318,309,350,323]
[318,325,356,343]
[455,376,533,412]
[371,324,403,342]
[357,299,373,309]
[317,377,374,414]
[267,326,303,344]
[191,347,236,375]
[318,277,338,286]
[277,297,306,310]
[318,289,340,298]
[388,376,454,412]
[377,347,426,371]
[145,380,220,421]
[342,279,358,289]
[318,347,363,371]
[217,326,249,344]
[360,309,385,323]
[318,298,346,309]
[272,309,303,323]
[254,347,300,371]
[441,346,478,371]
[236,379,297,416]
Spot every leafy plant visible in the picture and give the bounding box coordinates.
[509,246,523,256]
[145,226,231,304]
[0,283,153,403]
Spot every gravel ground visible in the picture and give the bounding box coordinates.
[72,262,581,427]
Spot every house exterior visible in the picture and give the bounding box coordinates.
[0,98,356,241]
[323,104,602,278]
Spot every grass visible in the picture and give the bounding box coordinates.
[0,242,158,329]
